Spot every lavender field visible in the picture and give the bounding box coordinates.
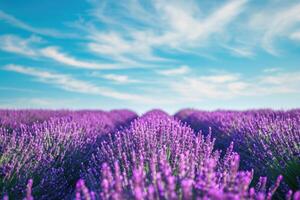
[2,0,300,199]
[0,109,299,200]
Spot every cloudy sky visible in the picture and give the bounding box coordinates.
[0,0,300,113]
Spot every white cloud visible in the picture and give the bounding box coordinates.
[85,0,297,60]
[152,0,247,45]
[87,30,169,63]
[90,71,141,84]
[85,0,247,63]
[260,72,300,86]
[0,10,76,38]
[40,46,128,70]
[222,45,254,57]
[2,0,299,68]
[172,78,226,100]
[169,70,300,102]
[0,35,41,56]
[102,74,140,84]
[88,32,142,61]
[263,4,300,54]
[248,3,300,55]
[0,35,144,70]
[200,74,240,83]
[4,64,149,101]
[156,65,190,76]
[227,81,249,91]
[263,68,282,73]
[290,31,300,41]
[170,73,244,100]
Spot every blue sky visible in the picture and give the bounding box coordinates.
[0,0,300,114]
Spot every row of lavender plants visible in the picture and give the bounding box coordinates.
[76,110,294,200]
[0,110,137,199]
[1,109,300,199]
[175,109,300,198]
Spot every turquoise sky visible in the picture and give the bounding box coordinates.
[1,0,300,114]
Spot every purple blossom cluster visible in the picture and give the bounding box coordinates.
[175,109,300,197]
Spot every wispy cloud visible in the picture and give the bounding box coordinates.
[84,0,247,64]
[0,31,150,83]
[169,70,300,101]
[3,64,149,101]
[0,34,41,56]
[87,31,164,63]
[2,0,299,67]
[262,3,300,55]
[98,73,141,84]
[263,68,282,73]
[290,31,300,41]
[170,73,245,100]
[102,74,135,83]
[87,0,300,60]
[0,10,76,38]
[40,46,131,70]
[156,65,190,76]
[199,73,240,83]
[248,2,300,55]
[221,45,254,58]
[260,72,300,86]
[0,35,144,70]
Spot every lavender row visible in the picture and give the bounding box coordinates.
[76,110,296,200]
[175,109,300,197]
[0,110,137,199]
